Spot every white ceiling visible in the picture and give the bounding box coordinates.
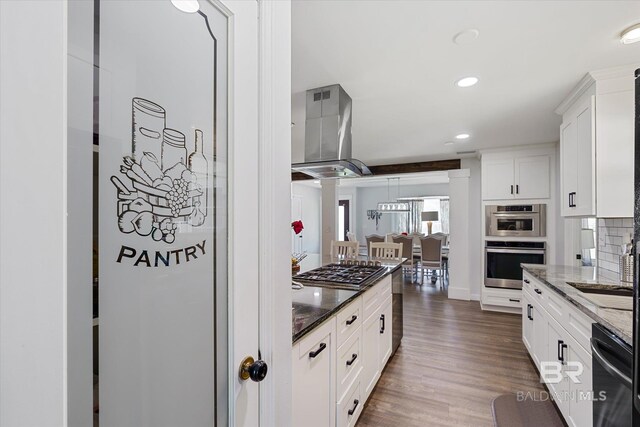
[291,1,640,165]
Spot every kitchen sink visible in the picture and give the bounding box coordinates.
[566,282,633,297]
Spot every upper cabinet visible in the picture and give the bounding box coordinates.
[557,66,636,218]
[482,153,550,201]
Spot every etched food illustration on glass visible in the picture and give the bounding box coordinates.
[110,97,209,243]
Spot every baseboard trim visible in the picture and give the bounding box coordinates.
[470,292,481,301]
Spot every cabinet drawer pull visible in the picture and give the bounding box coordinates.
[346,353,358,366]
[516,184,519,194]
[380,314,385,334]
[346,315,358,326]
[509,298,520,303]
[534,289,542,295]
[348,399,360,416]
[524,279,530,284]
[527,304,533,321]
[510,185,514,195]
[309,343,327,358]
[557,340,567,363]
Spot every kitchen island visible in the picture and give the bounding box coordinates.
[291,255,403,427]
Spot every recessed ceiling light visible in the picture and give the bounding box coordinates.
[453,29,480,45]
[456,77,479,88]
[313,180,320,184]
[455,133,470,140]
[171,0,199,13]
[621,23,640,44]
[444,141,455,146]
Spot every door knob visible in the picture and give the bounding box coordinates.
[239,356,268,382]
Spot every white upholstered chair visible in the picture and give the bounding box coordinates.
[418,236,444,286]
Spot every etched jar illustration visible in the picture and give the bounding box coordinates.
[188,129,208,216]
[132,98,166,162]
[161,128,187,171]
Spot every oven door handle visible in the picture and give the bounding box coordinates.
[590,337,632,390]
[492,213,539,218]
[485,249,546,255]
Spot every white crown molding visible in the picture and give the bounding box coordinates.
[554,73,595,115]
[555,63,640,115]
[478,141,558,156]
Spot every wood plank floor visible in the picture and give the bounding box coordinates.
[356,279,545,427]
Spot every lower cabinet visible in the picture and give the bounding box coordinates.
[292,275,394,427]
[521,272,594,427]
[292,317,336,427]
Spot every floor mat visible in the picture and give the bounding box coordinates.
[491,394,564,427]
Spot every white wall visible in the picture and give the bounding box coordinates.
[354,183,449,243]
[291,183,321,253]
[461,158,482,300]
[1,2,67,425]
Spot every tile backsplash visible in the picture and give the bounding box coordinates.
[597,218,633,274]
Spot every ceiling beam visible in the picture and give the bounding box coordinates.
[291,159,461,181]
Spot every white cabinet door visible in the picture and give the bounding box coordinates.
[362,311,381,399]
[560,119,578,216]
[482,158,515,200]
[522,292,534,352]
[596,90,634,218]
[531,299,548,369]
[379,296,393,367]
[514,155,550,199]
[292,319,336,427]
[546,318,571,418]
[574,99,596,216]
[566,338,593,427]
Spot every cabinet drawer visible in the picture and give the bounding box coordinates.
[566,309,593,354]
[336,297,362,348]
[298,316,335,358]
[336,327,362,401]
[378,275,392,298]
[337,378,363,427]
[522,272,535,295]
[544,286,566,323]
[483,287,522,308]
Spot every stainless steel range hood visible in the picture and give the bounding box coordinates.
[292,84,372,179]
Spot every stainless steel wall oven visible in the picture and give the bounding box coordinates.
[485,204,546,237]
[485,241,546,289]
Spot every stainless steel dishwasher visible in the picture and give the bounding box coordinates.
[391,266,403,354]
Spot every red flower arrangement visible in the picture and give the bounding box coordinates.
[291,220,304,235]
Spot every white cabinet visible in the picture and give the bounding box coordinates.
[560,93,595,217]
[521,272,594,427]
[379,296,393,367]
[292,317,336,427]
[292,275,394,427]
[514,155,550,200]
[482,158,515,200]
[482,154,550,201]
[558,68,636,217]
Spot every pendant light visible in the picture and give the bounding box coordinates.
[377,178,409,212]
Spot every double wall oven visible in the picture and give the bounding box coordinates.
[484,204,547,290]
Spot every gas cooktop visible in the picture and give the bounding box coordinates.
[294,260,386,288]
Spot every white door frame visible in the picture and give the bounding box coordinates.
[256,1,292,426]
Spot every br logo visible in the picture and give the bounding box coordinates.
[540,361,584,384]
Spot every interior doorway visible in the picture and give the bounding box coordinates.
[338,199,350,240]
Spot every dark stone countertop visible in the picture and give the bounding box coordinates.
[521,264,632,346]
[292,254,403,344]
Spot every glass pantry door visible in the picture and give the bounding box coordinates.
[69,1,260,426]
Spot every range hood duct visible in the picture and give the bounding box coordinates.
[291,84,372,179]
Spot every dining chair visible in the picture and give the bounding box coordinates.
[369,242,403,261]
[384,233,400,243]
[331,240,359,261]
[365,234,385,255]
[392,235,416,280]
[418,236,444,287]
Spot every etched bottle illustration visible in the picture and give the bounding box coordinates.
[132,98,166,162]
[188,129,209,218]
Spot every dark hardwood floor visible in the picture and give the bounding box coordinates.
[357,278,545,427]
